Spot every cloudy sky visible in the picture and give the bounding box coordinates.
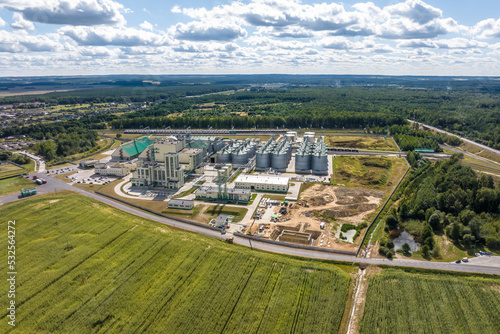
[1,0,500,77]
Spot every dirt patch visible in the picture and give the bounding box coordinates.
[48,199,61,204]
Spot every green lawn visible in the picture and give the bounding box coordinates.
[0,193,351,333]
[0,176,36,196]
[360,268,500,334]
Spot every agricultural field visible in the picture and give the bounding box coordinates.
[0,176,36,196]
[332,156,408,192]
[325,136,399,152]
[360,268,500,334]
[0,160,34,178]
[0,193,351,333]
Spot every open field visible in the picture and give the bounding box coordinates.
[0,163,22,174]
[0,160,35,178]
[0,176,36,196]
[360,268,500,334]
[0,193,351,333]
[325,136,399,151]
[332,156,408,192]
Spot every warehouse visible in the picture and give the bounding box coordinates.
[94,162,131,177]
[234,175,290,193]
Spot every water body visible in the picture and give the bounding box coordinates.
[393,231,420,252]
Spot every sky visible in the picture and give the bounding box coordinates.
[1,0,500,77]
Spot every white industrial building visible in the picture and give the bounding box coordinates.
[131,152,185,189]
[195,186,251,202]
[94,162,131,177]
[234,175,290,193]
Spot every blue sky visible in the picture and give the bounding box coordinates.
[0,0,500,76]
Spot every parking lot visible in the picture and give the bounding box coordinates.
[64,168,118,185]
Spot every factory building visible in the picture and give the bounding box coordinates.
[216,139,258,165]
[111,137,152,161]
[255,139,292,171]
[131,152,185,189]
[94,162,132,177]
[235,175,290,193]
[295,139,328,175]
[138,137,204,172]
[189,135,226,154]
[195,186,251,203]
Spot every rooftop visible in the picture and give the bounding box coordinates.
[179,147,202,154]
[235,175,290,186]
[168,199,194,206]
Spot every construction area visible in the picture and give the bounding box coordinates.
[244,184,384,252]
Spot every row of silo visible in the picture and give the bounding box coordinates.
[216,139,257,165]
[294,140,328,174]
[255,139,292,170]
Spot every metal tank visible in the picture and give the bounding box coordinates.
[295,152,311,171]
[272,150,289,170]
[217,150,231,163]
[232,150,248,165]
[256,150,271,168]
[311,153,328,173]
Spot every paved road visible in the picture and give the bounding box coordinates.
[409,120,500,155]
[2,172,499,275]
[441,144,500,170]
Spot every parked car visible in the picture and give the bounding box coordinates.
[455,259,461,264]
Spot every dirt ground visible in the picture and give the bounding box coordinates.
[249,184,384,252]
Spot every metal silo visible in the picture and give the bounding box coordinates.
[233,150,248,165]
[256,150,270,168]
[312,153,328,174]
[217,149,231,163]
[272,149,288,170]
[295,152,311,171]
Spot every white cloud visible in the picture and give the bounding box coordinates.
[473,18,500,39]
[60,26,170,46]
[10,12,34,30]
[385,0,441,24]
[399,38,489,49]
[0,17,6,26]
[139,21,153,31]
[173,21,247,41]
[0,0,126,26]
[0,30,61,52]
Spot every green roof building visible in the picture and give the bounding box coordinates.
[111,137,152,161]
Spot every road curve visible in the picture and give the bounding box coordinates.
[1,172,499,276]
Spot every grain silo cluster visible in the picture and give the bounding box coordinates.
[216,139,258,165]
[256,139,293,171]
[295,139,328,174]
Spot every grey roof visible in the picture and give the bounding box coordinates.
[168,199,194,206]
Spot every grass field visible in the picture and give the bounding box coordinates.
[0,193,351,333]
[0,176,36,196]
[360,268,500,334]
[0,160,34,178]
[325,136,399,151]
[332,156,408,192]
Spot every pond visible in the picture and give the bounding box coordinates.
[393,230,420,252]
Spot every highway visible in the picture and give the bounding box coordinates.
[2,172,499,276]
[409,120,500,155]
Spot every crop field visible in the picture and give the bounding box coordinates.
[0,176,36,196]
[332,156,408,192]
[360,269,500,334]
[0,193,351,333]
[325,136,399,151]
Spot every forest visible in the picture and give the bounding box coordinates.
[386,153,500,253]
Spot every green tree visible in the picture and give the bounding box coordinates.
[385,214,399,231]
[402,243,411,254]
[421,245,430,257]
